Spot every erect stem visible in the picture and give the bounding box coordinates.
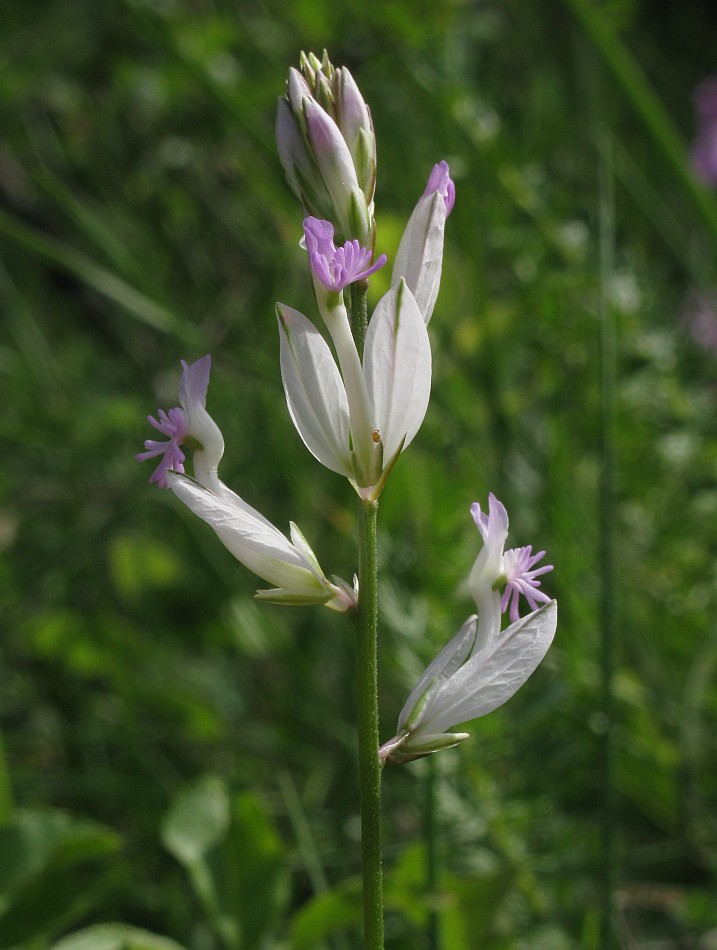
[348,279,384,948]
[349,279,369,350]
[355,498,383,949]
[425,756,441,949]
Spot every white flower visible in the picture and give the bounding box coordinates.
[139,356,355,611]
[277,277,431,500]
[168,475,355,610]
[380,601,557,764]
[381,495,556,764]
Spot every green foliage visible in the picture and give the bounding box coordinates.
[162,776,289,948]
[0,809,122,947]
[50,924,187,950]
[2,0,717,946]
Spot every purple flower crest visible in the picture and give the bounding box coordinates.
[501,545,553,623]
[137,356,213,489]
[303,216,387,291]
[136,407,188,489]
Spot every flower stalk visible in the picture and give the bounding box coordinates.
[348,281,384,948]
[354,497,383,949]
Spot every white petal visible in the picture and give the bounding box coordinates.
[391,192,447,324]
[363,279,432,462]
[469,495,510,638]
[168,473,322,594]
[277,304,353,478]
[177,356,225,489]
[472,591,502,657]
[397,615,477,732]
[423,600,557,735]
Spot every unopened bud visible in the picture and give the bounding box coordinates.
[276,50,376,247]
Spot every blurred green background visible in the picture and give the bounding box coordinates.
[2,0,717,946]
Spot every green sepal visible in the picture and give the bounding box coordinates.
[387,731,470,765]
[254,588,331,607]
[354,128,376,200]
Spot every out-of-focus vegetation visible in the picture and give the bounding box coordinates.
[2,0,717,946]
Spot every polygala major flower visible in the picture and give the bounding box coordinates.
[469,493,553,646]
[277,276,431,500]
[303,216,387,291]
[379,601,557,764]
[276,51,375,247]
[392,160,455,324]
[380,495,555,764]
[138,356,355,611]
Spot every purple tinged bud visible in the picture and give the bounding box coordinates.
[287,68,311,116]
[277,52,376,246]
[335,68,376,202]
[423,160,456,215]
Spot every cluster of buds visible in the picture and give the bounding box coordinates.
[138,52,556,761]
[276,50,376,248]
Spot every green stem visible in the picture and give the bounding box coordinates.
[347,280,384,948]
[349,281,370,350]
[355,498,384,949]
[425,757,440,950]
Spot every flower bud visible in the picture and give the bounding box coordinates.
[276,51,376,247]
[391,161,455,324]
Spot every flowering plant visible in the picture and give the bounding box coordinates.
[137,51,556,948]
